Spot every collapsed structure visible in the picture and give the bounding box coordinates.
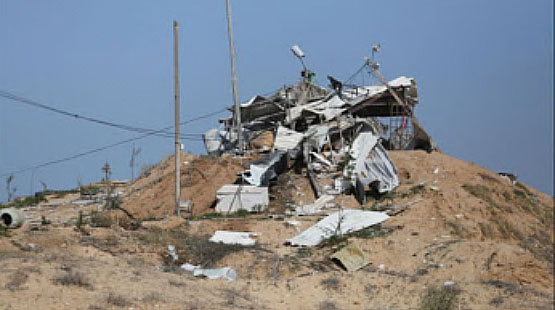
[203,58,438,210]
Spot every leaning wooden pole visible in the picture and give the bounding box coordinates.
[173,20,181,216]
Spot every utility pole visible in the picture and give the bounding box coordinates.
[173,20,181,216]
[225,0,243,153]
[102,162,111,182]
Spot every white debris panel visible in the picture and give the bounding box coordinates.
[345,130,399,193]
[286,209,389,247]
[274,126,304,151]
[242,150,287,186]
[286,194,336,216]
[209,230,257,246]
[215,185,269,213]
[359,143,399,193]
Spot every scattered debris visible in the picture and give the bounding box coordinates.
[286,194,336,216]
[242,150,287,186]
[498,172,518,185]
[168,245,179,262]
[202,63,439,206]
[286,210,389,247]
[331,242,370,272]
[215,185,269,214]
[209,231,257,246]
[193,267,237,281]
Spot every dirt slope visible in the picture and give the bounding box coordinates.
[122,153,247,218]
[0,150,552,310]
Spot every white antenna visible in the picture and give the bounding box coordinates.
[291,44,307,70]
[371,43,381,61]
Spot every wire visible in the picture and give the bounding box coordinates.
[0,90,224,138]
[0,108,227,177]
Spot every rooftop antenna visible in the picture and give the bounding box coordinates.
[291,44,307,71]
[371,43,381,61]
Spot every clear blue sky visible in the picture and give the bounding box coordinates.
[0,0,553,200]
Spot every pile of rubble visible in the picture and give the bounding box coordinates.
[203,61,438,215]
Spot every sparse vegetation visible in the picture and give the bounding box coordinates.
[320,276,341,291]
[89,211,113,228]
[138,227,248,267]
[168,279,186,287]
[490,296,504,306]
[401,184,426,198]
[445,220,466,237]
[296,247,312,258]
[478,222,495,239]
[513,189,526,199]
[318,301,339,310]
[462,184,499,210]
[141,291,162,303]
[106,293,130,307]
[0,225,9,237]
[492,217,524,240]
[478,172,501,184]
[53,271,92,289]
[419,286,459,310]
[5,269,29,291]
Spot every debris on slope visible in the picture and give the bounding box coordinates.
[285,210,389,247]
[201,56,438,211]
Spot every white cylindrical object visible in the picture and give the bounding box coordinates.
[0,207,25,228]
[291,45,305,58]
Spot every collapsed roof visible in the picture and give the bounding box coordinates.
[203,66,438,208]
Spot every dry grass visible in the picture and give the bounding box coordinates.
[462,184,498,210]
[53,271,92,289]
[478,222,495,239]
[141,291,162,303]
[492,217,524,240]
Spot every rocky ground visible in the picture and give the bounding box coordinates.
[0,150,553,310]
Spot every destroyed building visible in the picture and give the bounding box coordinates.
[203,59,438,209]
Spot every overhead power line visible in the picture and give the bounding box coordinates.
[0,108,227,177]
[0,90,221,138]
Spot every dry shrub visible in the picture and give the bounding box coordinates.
[420,286,459,310]
[445,220,466,237]
[139,227,248,267]
[478,173,501,184]
[493,217,524,240]
[89,211,113,228]
[106,293,130,307]
[478,222,495,239]
[462,184,499,210]
[53,271,92,289]
[141,291,162,303]
[5,269,29,291]
[320,276,341,291]
[318,301,339,310]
